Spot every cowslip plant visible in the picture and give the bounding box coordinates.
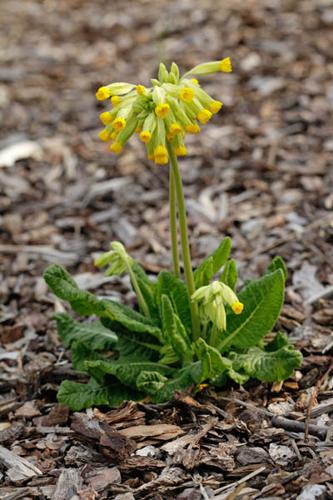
[43,58,302,411]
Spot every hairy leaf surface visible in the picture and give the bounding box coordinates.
[55,313,118,351]
[194,237,231,288]
[161,295,192,364]
[231,345,302,382]
[44,265,162,340]
[156,271,191,332]
[85,359,175,386]
[57,379,139,411]
[218,270,285,351]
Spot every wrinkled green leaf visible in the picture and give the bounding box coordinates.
[218,270,285,351]
[220,259,238,290]
[231,345,302,382]
[194,237,231,288]
[55,313,118,351]
[115,332,160,361]
[148,363,201,403]
[103,300,162,340]
[44,265,105,316]
[159,344,180,365]
[161,295,192,365]
[136,371,168,394]
[85,359,174,386]
[156,271,191,332]
[194,337,230,383]
[70,343,107,371]
[57,378,139,411]
[44,265,162,340]
[265,331,290,352]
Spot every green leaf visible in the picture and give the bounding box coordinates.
[147,363,201,403]
[85,359,174,387]
[194,339,249,386]
[194,237,231,288]
[218,270,285,352]
[267,256,288,280]
[44,265,162,341]
[161,295,192,364]
[231,345,303,382]
[103,300,162,340]
[156,271,191,332]
[194,337,230,383]
[136,371,168,394]
[55,313,118,351]
[70,343,107,371]
[220,259,238,290]
[44,265,105,316]
[116,332,160,361]
[57,378,139,411]
[159,344,180,365]
[265,331,290,352]
[54,313,118,371]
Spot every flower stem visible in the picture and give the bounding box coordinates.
[167,144,200,340]
[169,167,181,278]
[127,263,150,318]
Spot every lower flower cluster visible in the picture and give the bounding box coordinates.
[96,58,232,164]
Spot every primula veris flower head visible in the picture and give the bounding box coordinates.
[192,281,243,331]
[96,57,232,164]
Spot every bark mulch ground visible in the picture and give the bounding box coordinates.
[0,0,333,498]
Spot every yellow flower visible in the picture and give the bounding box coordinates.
[155,103,170,118]
[155,155,168,165]
[175,145,187,156]
[154,144,168,164]
[191,78,199,86]
[197,109,212,124]
[183,57,232,77]
[98,129,111,142]
[186,123,200,134]
[136,85,146,95]
[231,301,244,314]
[209,100,223,114]
[139,131,152,144]
[96,86,111,100]
[110,142,123,154]
[111,96,122,106]
[169,123,182,135]
[99,111,113,125]
[179,87,195,103]
[112,117,126,130]
[219,57,232,72]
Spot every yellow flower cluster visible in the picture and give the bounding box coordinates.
[96,58,232,165]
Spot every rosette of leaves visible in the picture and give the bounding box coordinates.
[43,238,302,411]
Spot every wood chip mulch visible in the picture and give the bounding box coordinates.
[0,0,333,498]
